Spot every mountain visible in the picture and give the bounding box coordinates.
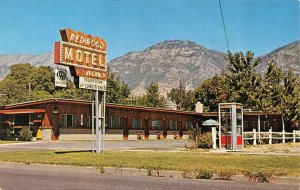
[0,52,53,80]
[109,40,300,95]
[259,40,300,76]
[109,40,227,95]
[0,40,299,95]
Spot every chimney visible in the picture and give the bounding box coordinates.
[195,102,203,113]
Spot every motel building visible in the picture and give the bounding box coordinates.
[0,98,291,142]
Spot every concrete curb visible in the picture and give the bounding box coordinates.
[0,162,298,186]
[0,141,39,146]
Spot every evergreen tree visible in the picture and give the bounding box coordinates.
[259,61,284,112]
[280,68,300,129]
[225,51,261,110]
[106,72,131,104]
[259,62,300,130]
[145,82,167,108]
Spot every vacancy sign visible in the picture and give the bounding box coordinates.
[54,28,107,91]
[79,77,106,91]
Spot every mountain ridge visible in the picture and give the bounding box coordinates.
[0,40,299,95]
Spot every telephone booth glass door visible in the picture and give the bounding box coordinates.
[218,103,243,150]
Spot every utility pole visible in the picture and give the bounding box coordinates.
[28,83,31,94]
[178,79,183,110]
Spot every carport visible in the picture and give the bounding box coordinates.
[0,109,52,140]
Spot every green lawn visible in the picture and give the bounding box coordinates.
[0,151,299,176]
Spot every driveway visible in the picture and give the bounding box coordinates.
[0,140,190,152]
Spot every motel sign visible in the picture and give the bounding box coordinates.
[54,28,107,90]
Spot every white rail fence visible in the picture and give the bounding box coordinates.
[243,129,300,145]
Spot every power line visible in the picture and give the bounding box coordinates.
[218,0,230,52]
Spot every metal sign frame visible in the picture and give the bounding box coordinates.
[54,28,107,153]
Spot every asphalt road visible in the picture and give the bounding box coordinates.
[0,163,298,190]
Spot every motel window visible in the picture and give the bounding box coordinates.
[262,121,269,130]
[169,120,178,130]
[62,114,76,127]
[131,118,142,129]
[152,120,161,130]
[243,121,248,130]
[252,121,258,130]
[106,117,121,129]
[185,121,193,130]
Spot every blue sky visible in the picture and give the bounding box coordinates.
[0,0,299,60]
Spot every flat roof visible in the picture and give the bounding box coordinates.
[2,98,202,116]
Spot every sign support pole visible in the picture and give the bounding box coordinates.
[92,101,95,153]
[54,28,107,154]
[95,90,105,153]
[102,91,106,152]
[98,91,105,153]
[95,90,101,153]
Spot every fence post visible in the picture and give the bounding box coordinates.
[253,129,257,145]
[282,129,285,144]
[269,128,272,144]
[212,127,217,149]
[293,130,296,143]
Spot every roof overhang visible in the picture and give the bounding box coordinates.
[0,109,46,114]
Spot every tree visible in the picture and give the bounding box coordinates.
[224,51,261,110]
[194,75,229,112]
[0,63,131,105]
[106,71,131,104]
[280,68,300,130]
[0,78,29,105]
[167,88,195,111]
[54,81,79,99]
[30,66,56,94]
[259,62,300,130]
[0,64,57,104]
[145,82,167,108]
[259,61,284,112]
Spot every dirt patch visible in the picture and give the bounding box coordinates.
[244,143,300,154]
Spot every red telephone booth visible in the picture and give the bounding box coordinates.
[218,103,243,150]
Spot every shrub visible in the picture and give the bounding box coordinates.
[182,170,194,179]
[243,171,257,182]
[217,171,235,180]
[243,171,286,183]
[148,167,161,177]
[97,166,106,174]
[19,127,32,141]
[188,124,213,149]
[0,128,12,140]
[0,129,7,140]
[147,169,152,176]
[195,170,214,179]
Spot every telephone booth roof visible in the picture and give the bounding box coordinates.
[219,103,243,109]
